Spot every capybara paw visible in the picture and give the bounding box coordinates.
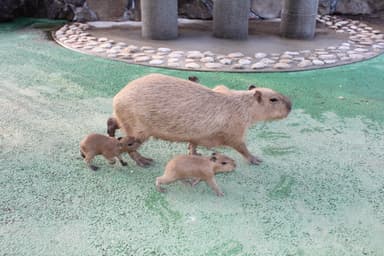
[89,165,99,171]
[216,191,224,197]
[249,156,262,165]
[157,187,166,193]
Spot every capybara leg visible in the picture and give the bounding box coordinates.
[117,156,127,166]
[80,150,85,159]
[107,117,120,137]
[128,150,153,167]
[232,142,262,165]
[191,178,202,187]
[180,179,193,186]
[206,178,224,197]
[156,176,176,193]
[84,154,98,171]
[188,143,200,155]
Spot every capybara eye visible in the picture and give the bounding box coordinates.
[127,143,133,146]
[221,162,227,165]
[270,98,278,102]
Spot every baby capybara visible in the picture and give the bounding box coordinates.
[80,133,141,170]
[156,152,236,196]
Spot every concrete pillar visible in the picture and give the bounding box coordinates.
[280,0,319,39]
[141,0,178,40]
[213,0,251,40]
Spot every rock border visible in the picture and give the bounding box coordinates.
[53,15,384,72]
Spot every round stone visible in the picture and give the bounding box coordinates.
[187,51,204,59]
[98,37,108,42]
[168,62,180,67]
[203,51,215,56]
[312,60,325,65]
[116,42,127,47]
[273,63,291,69]
[141,46,154,51]
[200,57,215,63]
[254,52,267,59]
[205,63,223,69]
[238,59,252,65]
[158,47,171,53]
[228,52,244,58]
[297,60,312,67]
[185,63,201,69]
[318,54,337,60]
[91,47,105,53]
[167,58,179,63]
[251,62,267,69]
[99,43,112,49]
[169,53,183,58]
[134,56,151,62]
[149,59,164,65]
[260,58,275,64]
[279,59,292,64]
[219,58,232,65]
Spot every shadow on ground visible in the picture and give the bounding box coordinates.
[0,19,383,256]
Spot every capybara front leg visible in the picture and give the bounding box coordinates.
[117,156,127,166]
[233,142,262,165]
[128,150,153,167]
[188,143,200,155]
[206,177,224,197]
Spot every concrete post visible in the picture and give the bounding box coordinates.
[280,0,319,39]
[141,0,178,40]
[213,0,251,40]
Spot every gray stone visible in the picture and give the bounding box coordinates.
[185,63,201,69]
[254,52,267,59]
[297,60,312,67]
[149,59,164,65]
[228,52,245,58]
[134,56,151,62]
[238,59,252,65]
[312,59,325,65]
[200,57,215,63]
[219,58,232,65]
[205,63,223,69]
[273,63,291,69]
[251,62,268,69]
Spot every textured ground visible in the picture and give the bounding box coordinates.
[0,19,383,256]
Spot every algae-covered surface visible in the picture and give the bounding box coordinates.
[1,19,383,256]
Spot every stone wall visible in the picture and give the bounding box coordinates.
[1,0,384,22]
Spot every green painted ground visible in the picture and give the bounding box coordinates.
[1,19,383,256]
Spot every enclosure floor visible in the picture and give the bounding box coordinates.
[0,19,383,256]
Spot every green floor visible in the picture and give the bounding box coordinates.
[1,19,383,256]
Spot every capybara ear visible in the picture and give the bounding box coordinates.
[210,156,217,162]
[248,85,257,90]
[254,90,262,103]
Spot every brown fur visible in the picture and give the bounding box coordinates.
[112,73,291,166]
[79,133,141,170]
[107,117,120,137]
[156,153,236,196]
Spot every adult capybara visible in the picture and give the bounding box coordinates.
[112,73,291,166]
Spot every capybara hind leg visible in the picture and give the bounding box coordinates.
[232,142,262,165]
[117,156,127,166]
[206,177,224,197]
[156,176,176,193]
[128,151,153,167]
[84,154,98,171]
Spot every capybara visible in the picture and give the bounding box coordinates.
[80,133,141,170]
[106,75,199,139]
[156,152,236,196]
[112,73,291,166]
